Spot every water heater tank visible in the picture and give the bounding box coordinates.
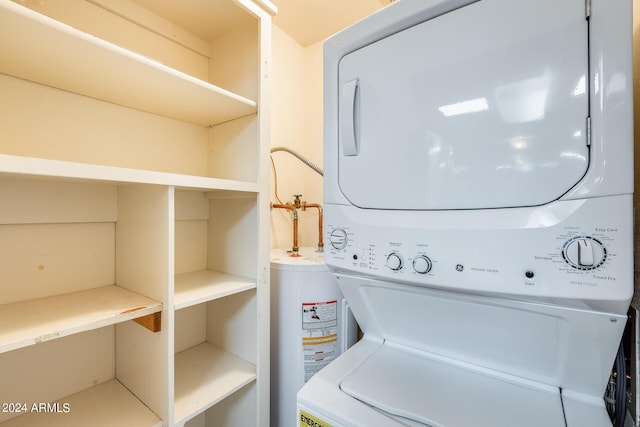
[270,247,358,427]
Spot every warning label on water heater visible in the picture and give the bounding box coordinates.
[302,300,338,382]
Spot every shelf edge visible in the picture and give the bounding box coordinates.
[0,154,260,193]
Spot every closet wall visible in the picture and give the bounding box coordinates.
[269,28,324,250]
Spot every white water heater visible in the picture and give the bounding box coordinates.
[270,247,357,427]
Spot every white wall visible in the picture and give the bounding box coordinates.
[270,26,324,251]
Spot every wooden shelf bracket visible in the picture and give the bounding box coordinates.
[131,311,162,333]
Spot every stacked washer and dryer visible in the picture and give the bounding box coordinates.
[298,0,634,426]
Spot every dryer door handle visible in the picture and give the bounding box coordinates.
[341,79,359,156]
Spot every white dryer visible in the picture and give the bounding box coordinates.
[297,0,633,426]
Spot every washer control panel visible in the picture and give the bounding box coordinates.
[323,196,633,309]
[328,228,440,280]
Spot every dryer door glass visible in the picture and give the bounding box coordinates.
[337,0,588,210]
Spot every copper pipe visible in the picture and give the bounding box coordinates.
[302,202,324,250]
[271,203,300,256]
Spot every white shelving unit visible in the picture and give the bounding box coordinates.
[0,0,274,425]
[173,187,261,426]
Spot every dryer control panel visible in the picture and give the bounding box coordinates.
[324,196,632,314]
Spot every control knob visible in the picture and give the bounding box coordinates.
[562,236,606,270]
[387,253,403,271]
[413,255,432,274]
[329,228,348,250]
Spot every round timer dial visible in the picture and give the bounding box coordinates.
[562,236,607,270]
[329,228,348,250]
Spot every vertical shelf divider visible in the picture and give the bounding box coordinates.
[115,184,175,425]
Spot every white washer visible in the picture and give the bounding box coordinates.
[298,0,633,426]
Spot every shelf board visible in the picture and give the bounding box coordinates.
[0,154,260,194]
[0,379,162,427]
[0,285,162,353]
[0,0,256,127]
[175,342,256,426]
[174,270,256,310]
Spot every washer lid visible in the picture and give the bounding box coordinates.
[337,0,588,210]
[340,342,566,427]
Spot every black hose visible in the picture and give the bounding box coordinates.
[613,341,626,427]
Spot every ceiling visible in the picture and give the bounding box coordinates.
[271,0,390,47]
[130,0,390,47]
